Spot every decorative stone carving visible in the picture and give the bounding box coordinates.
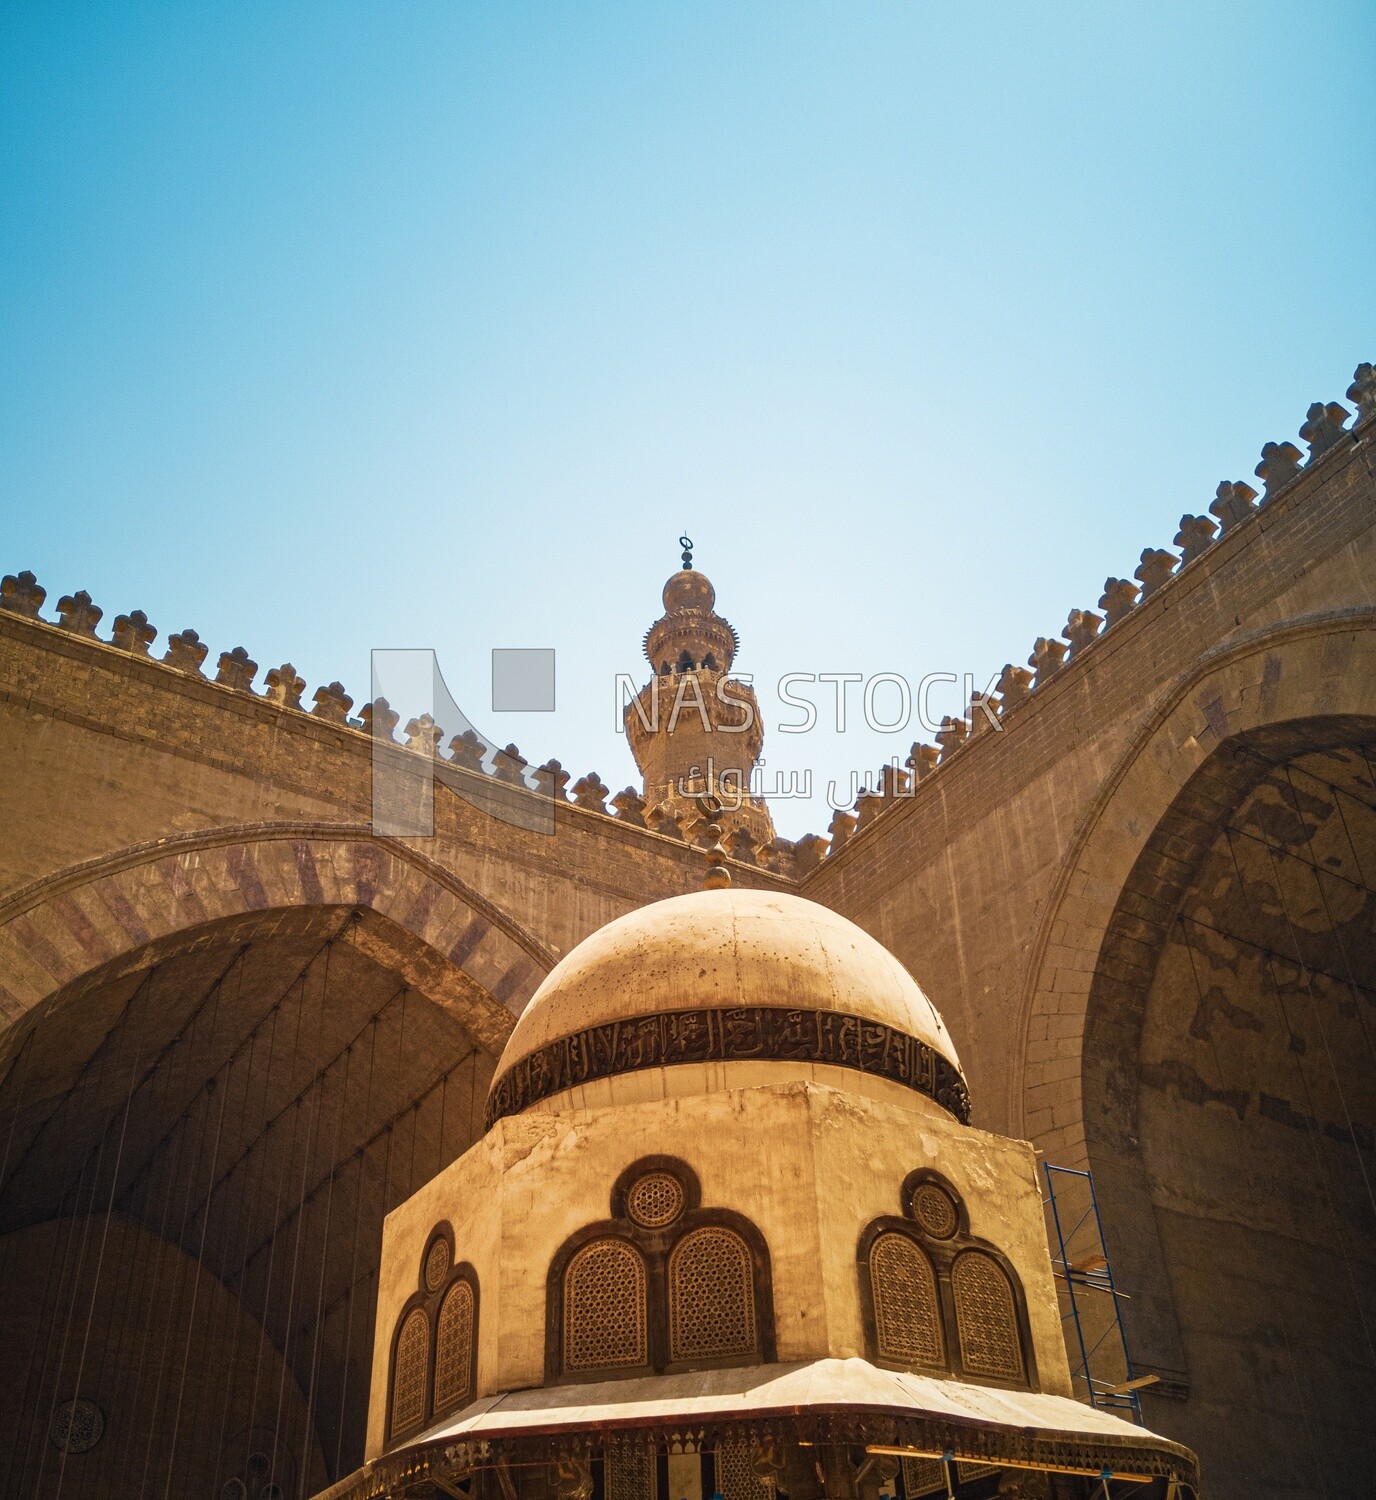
[311,681,354,723]
[486,1002,972,1129]
[968,691,999,736]
[879,763,911,800]
[361,697,400,742]
[533,758,571,800]
[1098,578,1139,627]
[854,788,884,830]
[56,590,102,637]
[1208,479,1258,535]
[1027,637,1066,688]
[792,833,828,876]
[111,609,157,656]
[1174,514,1217,564]
[264,663,305,710]
[995,664,1032,715]
[906,742,940,781]
[935,716,968,762]
[215,646,258,692]
[1300,400,1350,464]
[649,803,684,839]
[611,787,649,826]
[1348,362,1376,426]
[0,570,45,618]
[1254,439,1302,500]
[1135,548,1176,599]
[162,628,208,677]
[404,714,444,755]
[571,772,609,813]
[1062,609,1102,659]
[827,808,857,854]
[492,743,528,786]
[448,729,486,770]
[727,826,758,864]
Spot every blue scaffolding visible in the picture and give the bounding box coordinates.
[1042,1163,1148,1422]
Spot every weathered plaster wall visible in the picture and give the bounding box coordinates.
[367,1080,1070,1461]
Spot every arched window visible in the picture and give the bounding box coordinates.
[668,1226,757,1363]
[564,1238,648,1371]
[869,1231,944,1369]
[433,1278,475,1415]
[390,1307,430,1439]
[952,1250,1025,1382]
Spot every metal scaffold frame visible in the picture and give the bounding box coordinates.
[1043,1163,1151,1423]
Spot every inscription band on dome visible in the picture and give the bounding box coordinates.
[485,1006,971,1128]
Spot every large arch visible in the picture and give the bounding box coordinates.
[1019,612,1376,1498]
[0,829,552,1497]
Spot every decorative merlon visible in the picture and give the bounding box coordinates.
[216,647,258,693]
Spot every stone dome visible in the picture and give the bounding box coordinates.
[486,888,969,1126]
[661,567,716,613]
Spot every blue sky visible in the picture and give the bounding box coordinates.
[2,3,1373,838]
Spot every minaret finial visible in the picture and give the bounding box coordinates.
[680,533,693,570]
[695,792,731,889]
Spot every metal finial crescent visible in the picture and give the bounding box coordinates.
[679,534,693,570]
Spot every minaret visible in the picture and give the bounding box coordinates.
[625,538,776,853]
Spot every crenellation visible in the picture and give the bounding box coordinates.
[0,571,45,619]
[533,758,571,801]
[1135,548,1177,600]
[906,741,941,780]
[827,808,857,854]
[215,646,259,693]
[162,628,208,677]
[1062,609,1102,660]
[491,744,529,787]
[610,787,648,826]
[726,825,758,864]
[994,664,1032,714]
[111,609,157,656]
[854,787,884,831]
[649,803,684,840]
[1300,401,1350,463]
[1099,577,1139,626]
[56,590,102,637]
[1349,362,1376,426]
[311,681,354,724]
[571,772,609,813]
[448,728,485,770]
[403,714,444,755]
[264,662,305,710]
[1028,637,1067,689]
[361,697,400,742]
[791,833,828,876]
[935,714,968,762]
[1254,439,1302,500]
[1209,480,1258,535]
[1174,515,1216,564]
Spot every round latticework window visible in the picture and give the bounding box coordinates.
[424,1235,452,1293]
[626,1172,685,1228]
[911,1183,958,1239]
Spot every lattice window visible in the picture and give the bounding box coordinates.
[563,1239,648,1371]
[952,1251,1025,1382]
[668,1226,757,1363]
[424,1236,451,1293]
[605,1445,657,1500]
[900,1456,946,1498]
[716,1439,761,1500]
[433,1279,475,1414]
[626,1171,685,1228]
[870,1232,944,1369]
[390,1306,430,1438]
[910,1183,958,1239]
